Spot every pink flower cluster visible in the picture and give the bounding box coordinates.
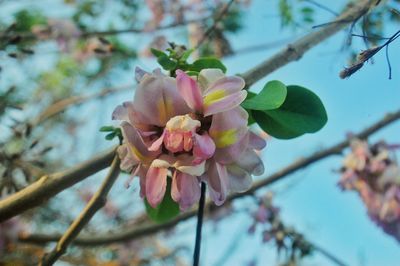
[339,139,400,241]
[247,192,312,260]
[113,68,266,210]
[248,192,280,243]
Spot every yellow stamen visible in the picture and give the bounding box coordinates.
[210,129,237,148]
[203,90,226,107]
[157,97,174,124]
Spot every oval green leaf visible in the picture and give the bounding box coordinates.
[144,178,180,223]
[189,57,227,73]
[253,85,327,139]
[157,55,177,71]
[150,48,167,58]
[241,80,287,111]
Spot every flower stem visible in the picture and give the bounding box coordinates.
[193,182,206,266]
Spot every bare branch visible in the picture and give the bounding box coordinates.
[19,109,400,246]
[340,29,400,79]
[195,0,236,49]
[0,17,210,43]
[32,84,133,125]
[241,0,376,87]
[39,156,120,266]
[0,146,116,223]
[311,242,349,266]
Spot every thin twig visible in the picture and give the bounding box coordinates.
[19,108,400,246]
[32,84,133,126]
[242,0,375,87]
[39,155,120,266]
[195,0,236,49]
[0,17,210,42]
[303,0,339,16]
[226,37,295,57]
[340,29,400,78]
[351,33,390,40]
[193,183,206,266]
[311,242,348,266]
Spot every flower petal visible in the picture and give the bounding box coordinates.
[204,75,246,95]
[120,122,159,164]
[175,158,206,176]
[176,70,203,112]
[249,131,267,150]
[202,75,246,116]
[117,144,139,171]
[172,172,201,210]
[193,133,216,162]
[134,72,190,126]
[209,107,248,148]
[135,66,149,83]
[203,90,247,116]
[148,131,165,152]
[145,166,168,208]
[124,164,141,188]
[205,161,229,206]
[112,101,156,136]
[227,164,252,192]
[209,107,249,163]
[236,149,265,176]
[198,68,225,90]
[112,102,129,121]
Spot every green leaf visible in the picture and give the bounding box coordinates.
[145,178,180,223]
[189,57,227,73]
[253,85,327,139]
[247,109,256,125]
[242,91,257,125]
[185,71,199,76]
[105,132,116,140]
[99,125,114,132]
[150,48,167,58]
[14,9,46,32]
[241,80,287,111]
[157,55,177,71]
[181,48,194,61]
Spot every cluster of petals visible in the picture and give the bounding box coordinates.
[247,193,312,259]
[248,192,280,243]
[113,67,266,210]
[339,139,400,241]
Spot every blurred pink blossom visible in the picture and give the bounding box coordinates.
[339,139,400,241]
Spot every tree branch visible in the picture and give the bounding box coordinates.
[39,156,120,265]
[32,84,133,126]
[311,242,348,266]
[0,146,116,223]
[241,0,376,87]
[19,109,400,246]
[0,0,379,222]
[195,0,236,48]
[0,17,210,42]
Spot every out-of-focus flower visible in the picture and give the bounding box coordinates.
[112,67,266,210]
[339,138,400,241]
[247,192,313,263]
